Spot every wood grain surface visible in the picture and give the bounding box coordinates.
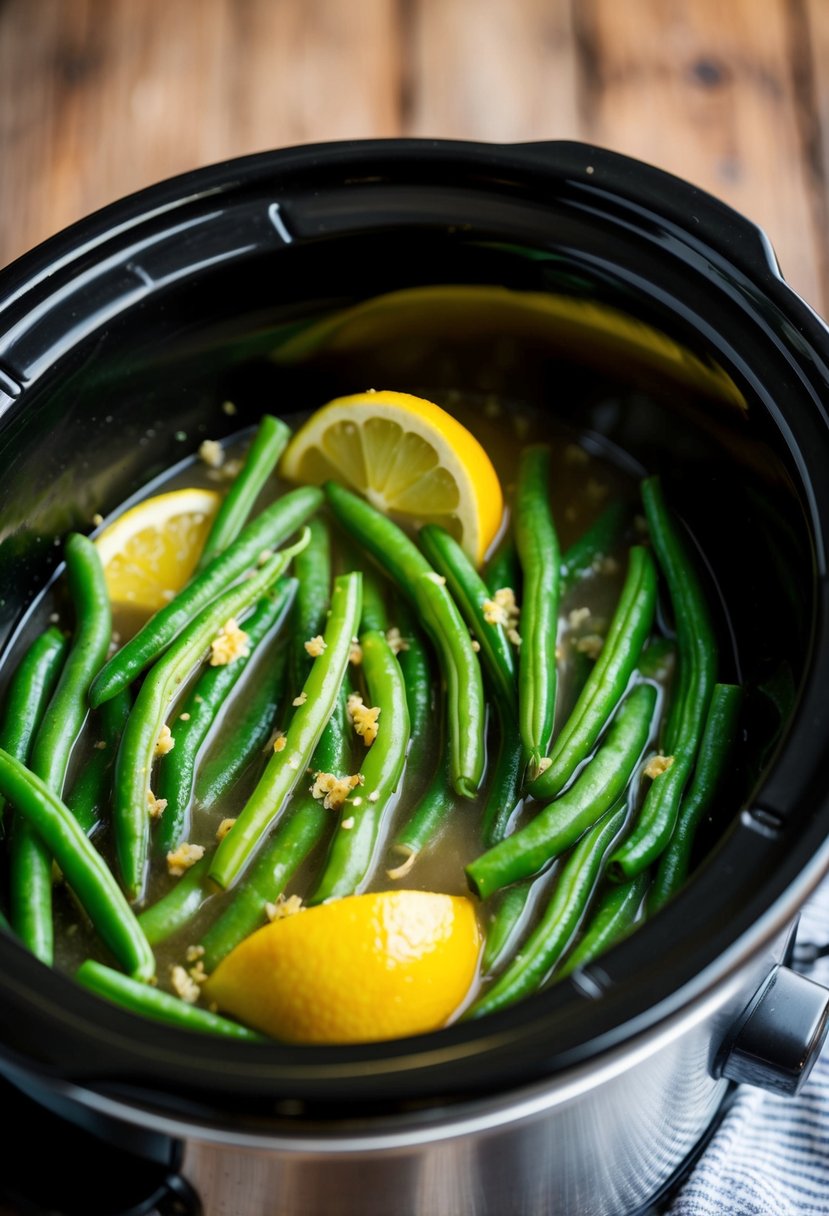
[1,0,828,313]
[0,3,825,1213]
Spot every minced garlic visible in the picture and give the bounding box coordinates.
[154,723,175,757]
[216,817,236,841]
[171,965,200,1004]
[221,400,237,416]
[592,554,620,576]
[536,757,553,774]
[349,640,363,665]
[147,790,167,819]
[304,635,327,657]
[189,960,208,985]
[273,733,287,752]
[568,607,591,629]
[209,619,250,666]
[471,639,481,652]
[386,627,409,654]
[644,754,675,780]
[483,597,507,626]
[575,634,604,659]
[292,691,308,707]
[198,439,224,468]
[341,817,355,830]
[266,893,304,921]
[310,771,363,810]
[167,842,205,877]
[92,512,104,526]
[185,944,205,963]
[93,740,107,751]
[347,692,380,746]
[486,588,521,639]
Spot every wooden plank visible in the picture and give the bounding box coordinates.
[402,0,582,144]
[799,0,829,303]
[0,0,401,268]
[573,0,827,311]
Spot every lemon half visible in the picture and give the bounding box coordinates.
[203,890,481,1043]
[280,391,503,565]
[95,487,221,618]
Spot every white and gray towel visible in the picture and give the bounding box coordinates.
[669,878,829,1215]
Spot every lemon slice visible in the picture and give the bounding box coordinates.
[203,890,481,1044]
[95,488,221,618]
[280,391,503,565]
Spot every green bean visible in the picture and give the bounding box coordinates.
[420,524,515,706]
[609,477,718,880]
[29,536,112,791]
[0,626,68,823]
[649,683,742,911]
[394,599,434,793]
[138,855,213,946]
[389,734,452,873]
[637,636,676,684]
[561,501,629,592]
[482,880,533,974]
[66,689,132,835]
[156,580,296,853]
[325,482,485,798]
[115,536,308,901]
[481,709,524,848]
[201,689,350,968]
[210,571,362,889]
[197,415,291,571]
[288,517,331,693]
[312,627,410,900]
[467,800,628,1018]
[195,646,287,810]
[557,871,650,978]
[90,486,322,707]
[0,750,154,980]
[387,607,447,871]
[485,537,520,599]
[76,960,262,1041]
[360,566,389,634]
[467,682,656,899]
[514,446,560,776]
[528,546,656,801]
[11,534,111,964]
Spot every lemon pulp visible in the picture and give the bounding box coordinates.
[280,390,503,565]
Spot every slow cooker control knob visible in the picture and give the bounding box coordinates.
[718,965,829,1096]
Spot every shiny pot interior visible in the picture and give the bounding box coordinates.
[0,140,828,1130]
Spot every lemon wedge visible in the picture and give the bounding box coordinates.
[95,488,221,619]
[203,890,481,1044]
[279,391,503,565]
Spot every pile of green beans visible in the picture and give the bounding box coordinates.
[0,405,743,1042]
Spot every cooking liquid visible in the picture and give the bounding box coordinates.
[2,394,669,1019]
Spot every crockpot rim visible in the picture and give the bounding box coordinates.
[1,137,828,1118]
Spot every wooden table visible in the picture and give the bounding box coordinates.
[0,2,825,1212]
[2,0,829,315]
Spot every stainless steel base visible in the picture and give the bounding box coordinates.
[182,1020,729,1216]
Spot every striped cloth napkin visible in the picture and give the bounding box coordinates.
[669,878,829,1215]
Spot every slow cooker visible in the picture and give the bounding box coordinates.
[0,139,828,1216]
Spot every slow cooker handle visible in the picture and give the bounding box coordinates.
[717,964,829,1096]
